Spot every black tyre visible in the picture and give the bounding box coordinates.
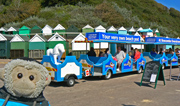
[137,67,143,74]
[66,77,75,87]
[103,70,112,80]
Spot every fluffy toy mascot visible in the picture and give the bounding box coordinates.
[0,57,51,106]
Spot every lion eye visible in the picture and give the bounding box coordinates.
[29,75,34,81]
[17,73,23,79]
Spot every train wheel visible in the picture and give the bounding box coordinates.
[103,70,112,80]
[66,77,75,87]
[137,67,143,74]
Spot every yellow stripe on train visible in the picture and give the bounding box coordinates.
[46,67,57,72]
[82,63,93,68]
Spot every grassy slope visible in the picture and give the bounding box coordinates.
[1,0,180,37]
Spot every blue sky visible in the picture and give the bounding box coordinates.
[155,0,180,11]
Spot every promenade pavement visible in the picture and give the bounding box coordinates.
[0,59,180,106]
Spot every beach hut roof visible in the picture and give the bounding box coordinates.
[29,34,47,42]
[134,32,144,42]
[0,27,6,31]
[128,26,136,32]
[7,27,17,31]
[0,33,7,41]
[71,33,85,43]
[139,29,153,32]
[118,26,127,31]
[155,29,159,33]
[11,34,30,42]
[42,25,53,31]
[53,24,65,30]
[48,32,66,41]
[134,32,140,36]
[95,25,106,30]
[20,26,30,30]
[107,26,117,31]
[137,27,143,31]
[82,24,94,29]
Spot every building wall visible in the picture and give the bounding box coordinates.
[156,32,160,36]
[43,29,52,35]
[53,30,66,35]
[6,41,11,58]
[107,31,117,34]
[13,31,18,35]
[31,29,42,34]
[49,41,69,55]
[82,29,94,35]
[19,30,31,36]
[72,42,90,51]
[29,42,46,50]
[29,42,47,55]
[118,31,127,35]
[147,32,153,37]
[95,29,106,32]
[11,42,29,57]
[0,41,6,57]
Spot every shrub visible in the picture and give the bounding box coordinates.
[4,16,47,28]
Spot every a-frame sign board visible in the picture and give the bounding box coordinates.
[140,61,166,89]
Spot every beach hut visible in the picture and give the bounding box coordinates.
[53,24,66,35]
[143,28,155,52]
[94,25,108,49]
[118,26,127,35]
[128,26,136,35]
[134,32,144,42]
[72,33,90,51]
[71,33,89,59]
[29,34,48,59]
[139,28,153,37]
[10,34,30,59]
[7,27,18,35]
[155,29,160,36]
[0,27,6,34]
[19,26,31,38]
[95,25,106,32]
[48,32,69,59]
[82,24,94,35]
[66,25,79,39]
[107,26,117,34]
[42,25,53,36]
[0,34,13,58]
[31,25,42,35]
[132,32,144,49]
[30,26,42,39]
[137,27,143,32]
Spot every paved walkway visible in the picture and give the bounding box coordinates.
[0,59,180,106]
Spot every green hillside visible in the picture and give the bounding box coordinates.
[0,0,180,37]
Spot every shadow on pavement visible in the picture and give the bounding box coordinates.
[166,75,180,81]
[122,104,136,106]
[134,82,154,88]
[48,81,79,87]
[84,71,139,81]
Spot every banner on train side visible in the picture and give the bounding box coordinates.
[86,32,140,42]
[145,37,180,44]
